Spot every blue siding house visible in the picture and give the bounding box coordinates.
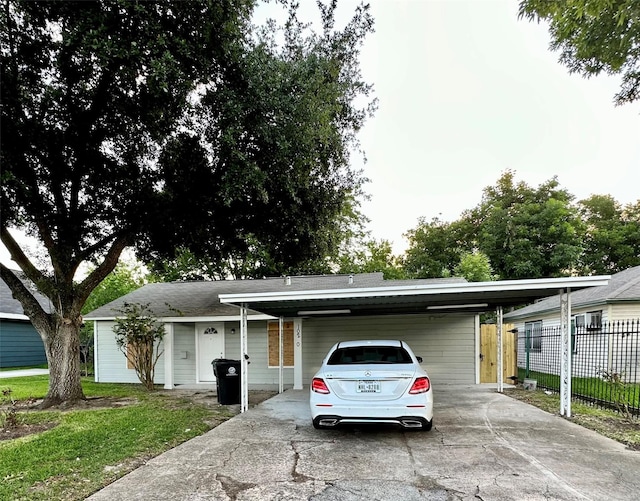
[0,272,50,368]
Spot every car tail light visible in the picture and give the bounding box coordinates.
[409,377,430,394]
[312,378,330,394]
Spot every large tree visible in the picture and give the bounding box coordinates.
[403,217,467,279]
[578,195,640,274]
[462,171,584,279]
[1,0,374,407]
[519,0,640,105]
[336,238,406,279]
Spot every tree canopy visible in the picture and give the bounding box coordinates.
[578,195,640,274]
[403,217,467,279]
[0,0,374,406]
[519,0,640,105]
[463,171,584,279]
[401,171,639,281]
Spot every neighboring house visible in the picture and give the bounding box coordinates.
[504,266,640,383]
[85,272,610,392]
[0,271,50,368]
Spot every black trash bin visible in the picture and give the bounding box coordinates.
[212,358,241,405]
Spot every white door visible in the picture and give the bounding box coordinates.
[198,323,225,382]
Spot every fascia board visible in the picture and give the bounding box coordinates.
[0,313,30,320]
[85,314,276,322]
[219,276,611,304]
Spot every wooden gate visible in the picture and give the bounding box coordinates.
[480,324,517,384]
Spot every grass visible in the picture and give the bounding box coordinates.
[507,387,640,450]
[518,368,640,413]
[0,376,235,501]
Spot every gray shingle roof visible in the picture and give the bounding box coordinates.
[84,273,466,319]
[504,266,640,320]
[1,271,53,317]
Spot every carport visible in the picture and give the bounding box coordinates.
[220,275,609,417]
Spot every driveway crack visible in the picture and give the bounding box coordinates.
[291,440,314,483]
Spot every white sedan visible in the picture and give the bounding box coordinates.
[310,340,433,431]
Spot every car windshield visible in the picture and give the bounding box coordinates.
[327,346,413,365]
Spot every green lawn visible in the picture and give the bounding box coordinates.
[518,368,640,414]
[0,377,234,501]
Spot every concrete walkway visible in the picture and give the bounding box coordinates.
[0,368,48,378]
[87,385,640,500]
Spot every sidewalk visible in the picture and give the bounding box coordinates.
[0,368,49,379]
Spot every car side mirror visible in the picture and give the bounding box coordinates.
[416,356,423,363]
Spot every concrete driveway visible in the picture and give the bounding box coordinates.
[87,385,640,500]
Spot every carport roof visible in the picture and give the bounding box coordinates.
[219,275,611,318]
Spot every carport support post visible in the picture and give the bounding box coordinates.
[278,316,284,394]
[496,306,504,393]
[240,303,249,413]
[163,323,174,390]
[293,318,303,390]
[560,289,572,417]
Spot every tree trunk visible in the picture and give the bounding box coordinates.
[41,321,86,408]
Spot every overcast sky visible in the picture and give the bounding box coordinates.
[328,0,639,253]
[2,0,638,268]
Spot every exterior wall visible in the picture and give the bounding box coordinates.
[95,320,165,383]
[224,321,295,390]
[173,323,196,385]
[0,320,47,368]
[300,314,476,386]
[609,303,640,322]
[95,314,477,388]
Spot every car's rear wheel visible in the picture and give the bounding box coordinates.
[422,419,433,431]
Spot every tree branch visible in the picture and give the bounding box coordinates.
[76,234,131,307]
[0,226,47,286]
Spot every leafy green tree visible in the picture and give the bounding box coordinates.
[113,303,165,391]
[149,195,372,281]
[578,195,640,274]
[519,0,640,105]
[403,217,466,278]
[462,171,584,279]
[454,251,495,282]
[1,1,374,406]
[336,239,406,279]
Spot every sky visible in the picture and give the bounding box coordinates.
[2,0,639,267]
[326,0,639,253]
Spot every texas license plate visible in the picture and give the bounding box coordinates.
[357,380,381,393]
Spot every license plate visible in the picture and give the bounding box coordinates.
[357,380,381,393]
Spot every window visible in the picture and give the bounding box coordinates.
[327,346,413,365]
[267,321,294,367]
[524,321,542,352]
[574,310,603,330]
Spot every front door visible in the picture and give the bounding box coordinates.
[198,323,224,382]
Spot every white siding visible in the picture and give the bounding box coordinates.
[609,303,640,321]
[301,314,476,386]
[173,323,196,384]
[224,321,295,390]
[512,305,640,382]
[95,320,165,384]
